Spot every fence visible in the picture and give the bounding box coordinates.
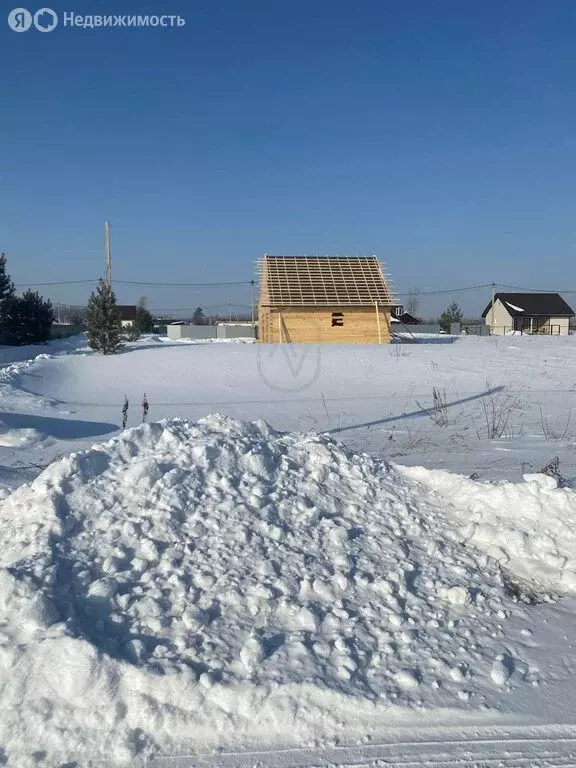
[460,324,491,336]
[489,325,563,336]
[448,324,566,337]
[216,325,256,339]
[392,323,442,334]
[50,323,85,339]
[167,324,256,341]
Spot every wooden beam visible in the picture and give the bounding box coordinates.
[375,301,382,344]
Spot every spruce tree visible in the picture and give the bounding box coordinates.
[125,306,154,341]
[137,306,154,333]
[439,301,463,332]
[2,291,54,346]
[0,253,16,342]
[0,253,15,302]
[129,305,155,340]
[86,280,123,354]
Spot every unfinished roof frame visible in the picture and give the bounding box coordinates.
[256,254,394,307]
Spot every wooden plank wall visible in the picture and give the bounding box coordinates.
[258,307,391,344]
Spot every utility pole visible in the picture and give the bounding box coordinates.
[491,282,496,333]
[105,220,112,287]
[228,303,232,322]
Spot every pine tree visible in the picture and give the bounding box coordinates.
[2,291,54,346]
[0,253,15,302]
[439,301,463,332]
[134,305,155,335]
[125,305,155,341]
[0,253,16,343]
[86,280,123,354]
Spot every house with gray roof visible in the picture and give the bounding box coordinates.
[482,293,574,335]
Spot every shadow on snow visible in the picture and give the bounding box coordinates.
[327,385,505,434]
[0,411,118,439]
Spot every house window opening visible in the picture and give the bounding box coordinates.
[331,312,344,327]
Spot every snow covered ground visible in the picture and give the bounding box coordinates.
[2,332,575,489]
[0,334,576,766]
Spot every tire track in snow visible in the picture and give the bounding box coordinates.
[147,726,576,768]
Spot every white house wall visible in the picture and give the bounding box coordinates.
[547,317,570,335]
[485,299,514,334]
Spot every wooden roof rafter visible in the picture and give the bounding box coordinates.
[256,254,394,307]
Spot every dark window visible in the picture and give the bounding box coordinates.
[331,312,344,327]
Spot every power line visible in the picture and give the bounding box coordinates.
[113,279,253,287]
[14,279,96,287]
[14,278,253,288]
[394,283,492,297]
[496,283,576,294]
[151,304,252,312]
[14,277,576,296]
[397,282,576,297]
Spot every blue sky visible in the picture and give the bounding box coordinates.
[1,0,576,317]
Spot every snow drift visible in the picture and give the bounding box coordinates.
[0,415,573,765]
[399,465,576,596]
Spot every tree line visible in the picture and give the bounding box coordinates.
[0,255,157,353]
[0,254,212,354]
[0,254,54,345]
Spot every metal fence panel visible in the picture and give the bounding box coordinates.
[393,323,442,334]
[216,325,256,339]
[167,325,217,340]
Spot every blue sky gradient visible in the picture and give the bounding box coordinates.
[2,0,575,316]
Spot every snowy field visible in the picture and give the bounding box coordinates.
[1,334,576,766]
[2,333,576,488]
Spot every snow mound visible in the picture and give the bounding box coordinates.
[399,465,576,597]
[0,416,549,764]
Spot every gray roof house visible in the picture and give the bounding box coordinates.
[482,293,574,335]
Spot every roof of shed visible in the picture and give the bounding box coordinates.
[481,293,575,318]
[257,255,393,307]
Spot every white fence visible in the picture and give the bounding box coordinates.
[167,324,256,341]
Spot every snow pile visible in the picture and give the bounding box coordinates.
[399,466,576,597]
[0,416,554,765]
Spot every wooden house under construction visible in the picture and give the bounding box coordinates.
[257,255,394,343]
